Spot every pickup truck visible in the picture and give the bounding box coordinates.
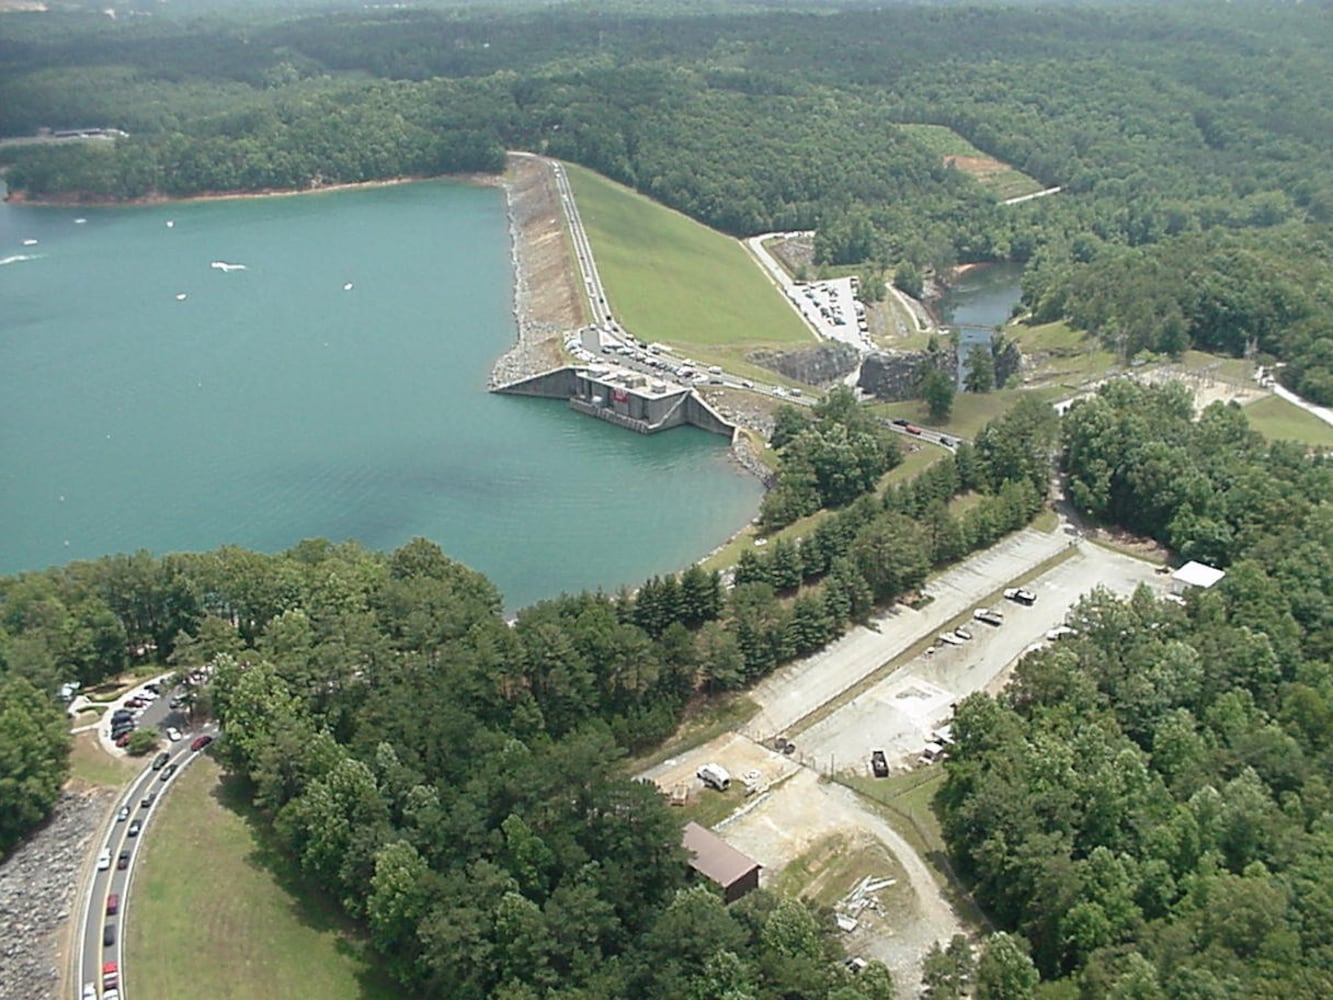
[1004,587,1037,605]
[973,608,1004,627]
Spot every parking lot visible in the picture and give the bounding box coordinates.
[742,526,1071,743]
[791,540,1166,775]
[784,277,874,352]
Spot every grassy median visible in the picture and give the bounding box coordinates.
[126,757,403,1000]
[565,163,812,352]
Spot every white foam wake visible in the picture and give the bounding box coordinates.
[0,254,38,267]
[209,261,247,272]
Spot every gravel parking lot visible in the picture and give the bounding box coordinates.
[795,541,1165,775]
[717,769,966,990]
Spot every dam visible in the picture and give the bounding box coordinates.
[493,364,738,439]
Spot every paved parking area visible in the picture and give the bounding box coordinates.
[742,527,1071,742]
[796,541,1166,774]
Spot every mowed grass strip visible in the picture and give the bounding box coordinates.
[564,163,812,348]
[127,757,404,1000]
[1243,394,1333,447]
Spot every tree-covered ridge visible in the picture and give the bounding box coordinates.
[3,3,1330,252]
[1022,225,1333,402]
[936,381,1333,997]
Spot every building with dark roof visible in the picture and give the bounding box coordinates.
[682,821,762,903]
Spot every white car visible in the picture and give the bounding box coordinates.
[166,726,182,742]
[82,984,97,1000]
[96,847,111,871]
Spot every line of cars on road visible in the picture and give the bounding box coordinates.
[86,731,213,1000]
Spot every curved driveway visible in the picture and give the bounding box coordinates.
[74,724,216,999]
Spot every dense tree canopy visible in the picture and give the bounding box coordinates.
[0,674,69,857]
[937,382,1333,997]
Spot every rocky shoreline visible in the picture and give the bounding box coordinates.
[0,789,117,1000]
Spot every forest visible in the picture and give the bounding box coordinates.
[2,0,1331,380]
[937,381,1333,998]
[3,1,1333,993]
[0,399,1053,994]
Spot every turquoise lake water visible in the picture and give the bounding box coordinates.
[0,181,762,609]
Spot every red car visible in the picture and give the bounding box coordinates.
[115,732,133,748]
[106,893,119,915]
[103,962,118,990]
[904,423,923,435]
[190,734,213,752]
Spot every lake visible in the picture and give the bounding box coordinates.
[0,181,762,609]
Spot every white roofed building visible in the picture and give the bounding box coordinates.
[1171,561,1225,594]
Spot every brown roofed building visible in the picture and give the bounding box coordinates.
[682,821,762,903]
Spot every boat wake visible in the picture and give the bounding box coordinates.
[209,261,247,272]
[0,254,39,267]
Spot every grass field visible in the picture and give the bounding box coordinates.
[899,124,1044,201]
[68,730,137,787]
[870,387,1063,440]
[1244,394,1333,447]
[127,758,404,1000]
[565,164,813,354]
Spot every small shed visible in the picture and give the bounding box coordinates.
[1171,561,1225,595]
[682,821,761,903]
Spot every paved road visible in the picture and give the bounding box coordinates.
[73,680,216,1000]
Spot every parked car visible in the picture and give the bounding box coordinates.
[870,750,889,778]
[116,851,130,870]
[973,608,1004,627]
[953,626,973,641]
[151,752,170,771]
[127,820,142,837]
[111,708,133,722]
[190,734,213,752]
[1004,587,1037,605]
[96,848,111,871]
[106,893,119,915]
[115,732,133,748]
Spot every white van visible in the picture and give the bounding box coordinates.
[697,763,731,791]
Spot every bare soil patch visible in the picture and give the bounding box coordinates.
[944,154,1011,180]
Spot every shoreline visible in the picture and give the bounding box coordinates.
[1,171,503,208]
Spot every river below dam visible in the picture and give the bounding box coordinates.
[0,181,762,609]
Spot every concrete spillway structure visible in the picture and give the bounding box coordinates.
[493,365,737,439]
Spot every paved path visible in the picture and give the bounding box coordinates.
[1001,185,1062,206]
